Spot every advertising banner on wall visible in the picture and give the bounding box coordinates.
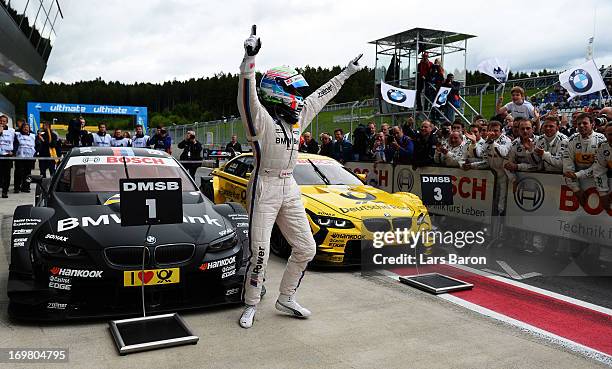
[505,172,611,245]
[344,162,394,193]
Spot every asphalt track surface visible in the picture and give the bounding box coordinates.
[0,191,610,368]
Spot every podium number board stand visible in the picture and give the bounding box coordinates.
[109,178,199,355]
[399,175,474,294]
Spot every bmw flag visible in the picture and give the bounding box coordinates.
[559,59,606,99]
[432,87,452,108]
[380,81,416,108]
[477,58,509,83]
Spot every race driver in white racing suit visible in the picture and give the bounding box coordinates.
[237,25,362,328]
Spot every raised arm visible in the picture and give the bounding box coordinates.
[237,25,268,141]
[300,54,363,130]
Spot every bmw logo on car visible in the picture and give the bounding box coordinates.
[568,68,593,93]
[387,89,407,103]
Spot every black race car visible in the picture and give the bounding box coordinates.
[8,147,250,320]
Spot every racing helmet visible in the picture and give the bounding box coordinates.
[259,66,309,124]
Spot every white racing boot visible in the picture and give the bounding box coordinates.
[239,305,257,329]
[275,294,311,318]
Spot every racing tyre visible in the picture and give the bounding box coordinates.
[270,224,291,259]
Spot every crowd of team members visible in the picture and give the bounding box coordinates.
[297,86,612,214]
[0,114,195,198]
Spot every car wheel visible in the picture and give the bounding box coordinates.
[270,224,291,259]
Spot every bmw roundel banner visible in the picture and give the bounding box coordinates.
[432,87,452,108]
[559,59,606,99]
[380,81,416,108]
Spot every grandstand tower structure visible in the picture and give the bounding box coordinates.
[370,27,476,125]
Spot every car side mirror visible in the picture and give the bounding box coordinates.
[245,172,251,179]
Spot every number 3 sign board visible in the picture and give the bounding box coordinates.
[420,174,453,206]
[119,178,183,226]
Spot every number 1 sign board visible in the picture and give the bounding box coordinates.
[119,178,183,226]
[420,174,453,206]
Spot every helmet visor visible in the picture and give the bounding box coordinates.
[284,74,309,89]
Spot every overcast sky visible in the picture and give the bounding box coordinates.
[44,0,612,84]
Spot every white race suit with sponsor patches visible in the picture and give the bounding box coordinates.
[237,55,357,306]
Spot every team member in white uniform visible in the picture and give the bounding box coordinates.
[92,123,111,147]
[434,131,466,167]
[504,119,540,186]
[110,128,131,147]
[132,124,150,148]
[237,25,361,328]
[13,122,36,193]
[0,117,15,198]
[534,115,568,172]
[464,120,512,215]
[563,113,606,204]
[464,123,486,164]
[593,123,612,210]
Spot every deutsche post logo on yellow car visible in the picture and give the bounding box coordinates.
[123,268,180,287]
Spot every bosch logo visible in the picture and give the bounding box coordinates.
[569,69,593,93]
[396,168,414,192]
[387,89,407,103]
[514,177,545,212]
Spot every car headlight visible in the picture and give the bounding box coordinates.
[208,233,238,252]
[416,212,427,226]
[314,216,354,229]
[37,242,84,258]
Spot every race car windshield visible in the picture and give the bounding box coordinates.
[56,163,197,192]
[293,162,363,186]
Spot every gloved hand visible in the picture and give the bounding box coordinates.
[345,53,363,75]
[244,25,261,56]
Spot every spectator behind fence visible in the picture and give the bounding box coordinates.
[319,133,333,157]
[381,123,394,146]
[504,119,540,188]
[0,116,15,198]
[416,52,432,111]
[178,130,203,178]
[496,86,535,120]
[92,123,111,147]
[465,123,486,164]
[412,120,438,167]
[78,117,93,146]
[149,126,172,154]
[503,114,514,137]
[563,112,606,204]
[371,132,387,163]
[299,132,319,154]
[387,126,413,165]
[332,129,353,163]
[111,128,131,147]
[437,121,452,146]
[435,131,466,167]
[36,120,60,178]
[442,73,462,122]
[401,117,417,139]
[534,115,568,172]
[366,121,378,154]
[463,120,512,215]
[132,124,150,148]
[12,118,26,188]
[559,114,574,137]
[13,122,36,193]
[226,134,242,157]
[352,124,370,161]
[593,122,612,210]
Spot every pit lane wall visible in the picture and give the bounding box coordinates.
[344,162,610,245]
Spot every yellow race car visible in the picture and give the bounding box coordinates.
[201,153,432,265]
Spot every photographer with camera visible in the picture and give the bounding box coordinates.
[178,130,202,178]
[148,126,172,154]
